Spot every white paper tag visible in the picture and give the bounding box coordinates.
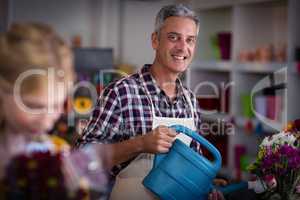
[176,133,192,146]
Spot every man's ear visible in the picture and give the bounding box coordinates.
[151,32,159,50]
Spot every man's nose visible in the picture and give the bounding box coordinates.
[175,39,187,51]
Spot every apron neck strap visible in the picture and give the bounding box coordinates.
[182,88,195,119]
[139,69,195,119]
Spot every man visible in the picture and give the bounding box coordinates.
[77,4,224,200]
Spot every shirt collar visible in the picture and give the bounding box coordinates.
[139,64,185,99]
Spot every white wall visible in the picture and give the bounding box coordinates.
[9,0,122,60]
[88,0,121,60]
[120,0,175,68]
[8,0,178,67]
[10,0,92,46]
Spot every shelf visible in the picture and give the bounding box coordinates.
[200,114,282,135]
[232,1,288,61]
[189,0,299,180]
[189,61,290,74]
[190,61,233,72]
[200,112,232,122]
[235,62,287,74]
[289,62,300,74]
[234,116,281,133]
[195,7,232,60]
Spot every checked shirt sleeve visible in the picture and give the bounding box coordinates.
[75,86,123,148]
[75,84,136,176]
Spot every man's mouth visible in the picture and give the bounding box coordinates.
[172,55,188,61]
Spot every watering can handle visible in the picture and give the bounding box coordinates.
[154,125,222,172]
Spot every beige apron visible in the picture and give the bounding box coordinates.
[110,84,196,200]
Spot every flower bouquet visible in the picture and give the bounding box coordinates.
[0,135,107,200]
[248,119,300,200]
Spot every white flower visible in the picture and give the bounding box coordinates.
[261,135,274,147]
[25,140,54,154]
[248,180,268,194]
[260,131,296,148]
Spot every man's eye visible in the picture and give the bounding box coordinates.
[187,37,196,45]
[168,34,178,41]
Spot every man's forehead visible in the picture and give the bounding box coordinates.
[161,16,198,35]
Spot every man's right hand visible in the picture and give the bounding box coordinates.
[141,125,177,154]
[96,126,177,169]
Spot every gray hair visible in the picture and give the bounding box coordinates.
[154,4,200,34]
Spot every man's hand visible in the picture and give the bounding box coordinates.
[141,125,177,153]
[208,179,228,200]
[98,125,177,169]
[213,178,228,186]
[208,189,225,200]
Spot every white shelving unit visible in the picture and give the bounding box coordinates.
[185,0,300,179]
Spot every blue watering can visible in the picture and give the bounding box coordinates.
[143,125,222,200]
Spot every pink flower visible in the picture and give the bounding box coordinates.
[263,175,277,189]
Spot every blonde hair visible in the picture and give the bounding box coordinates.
[0,22,74,90]
[0,22,75,128]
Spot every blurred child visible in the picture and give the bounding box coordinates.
[0,22,73,175]
[0,22,71,174]
[0,22,107,199]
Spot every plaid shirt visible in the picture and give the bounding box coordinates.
[76,64,202,176]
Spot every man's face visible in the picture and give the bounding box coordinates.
[152,16,198,74]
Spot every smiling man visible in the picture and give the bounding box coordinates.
[76,4,224,200]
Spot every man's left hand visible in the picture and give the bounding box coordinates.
[213,178,227,186]
[208,178,228,200]
[208,189,225,200]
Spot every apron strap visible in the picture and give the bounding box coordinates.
[138,69,157,120]
[181,87,195,119]
[139,68,195,121]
